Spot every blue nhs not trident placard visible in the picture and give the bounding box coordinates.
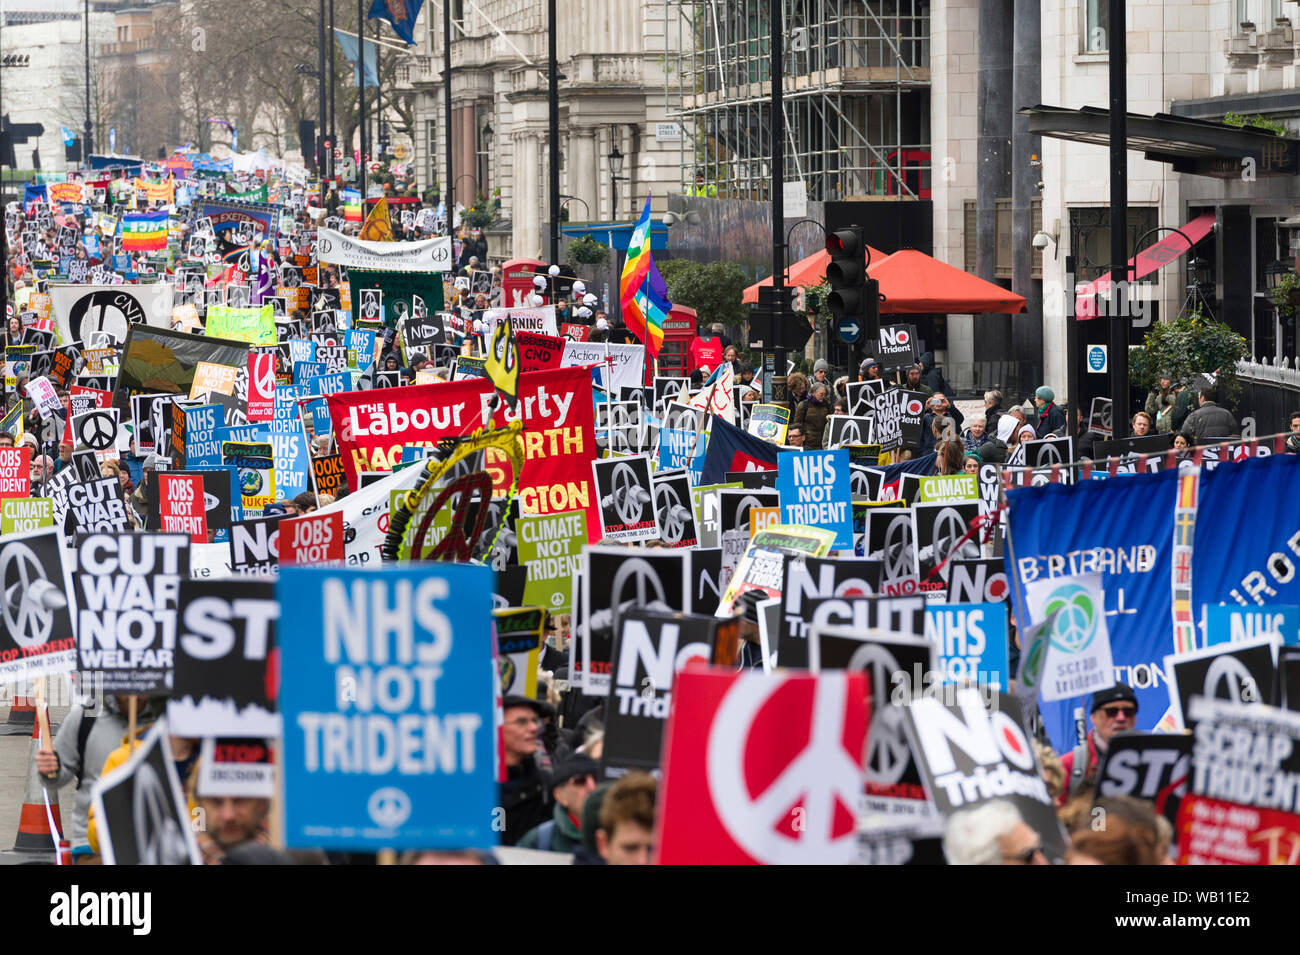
[277,563,498,850]
[776,449,852,550]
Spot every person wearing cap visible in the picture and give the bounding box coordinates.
[859,358,881,381]
[517,754,600,853]
[1032,385,1066,439]
[1144,371,1176,433]
[1058,683,1138,805]
[499,695,554,846]
[403,351,430,383]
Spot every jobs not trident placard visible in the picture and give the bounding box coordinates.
[277,563,497,850]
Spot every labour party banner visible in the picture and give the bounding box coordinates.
[1007,469,1177,753]
[776,449,851,551]
[277,563,497,850]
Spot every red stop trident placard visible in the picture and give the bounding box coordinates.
[156,474,208,542]
[0,446,31,498]
[655,664,870,865]
[279,511,344,565]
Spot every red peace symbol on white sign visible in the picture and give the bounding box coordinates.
[706,672,863,864]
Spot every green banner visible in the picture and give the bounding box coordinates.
[205,304,275,345]
[517,510,587,613]
[348,268,445,329]
[229,183,268,203]
[2,497,53,534]
[918,473,979,503]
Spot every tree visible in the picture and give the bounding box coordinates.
[660,260,749,329]
[1130,312,1251,405]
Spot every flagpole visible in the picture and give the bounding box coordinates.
[357,0,368,203]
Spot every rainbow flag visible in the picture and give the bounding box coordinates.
[121,211,168,251]
[342,188,362,223]
[619,194,671,358]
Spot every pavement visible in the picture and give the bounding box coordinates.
[0,705,74,865]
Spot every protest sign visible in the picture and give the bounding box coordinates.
[1023,573,1115,703]
[71,532,189,693]
[0,529,75,682]
[1094,732,1191,830]
[655,666,869,864]
[825,414,874,450]
[579,547,689,695]
[156,474,208,542]
[517,510,586,613]
[746,403,789,444]
[651,470,697,548]
[717,487,777,536]
[902,688,1068,863]
[1,497,53,535]
[206,304,275,346]
[1164,637,1279,731]
[483,305,559,338]
[912,501,980,592]
[592,456,659,542]
[50,282,175,345]
[1177,698,1300,865]
[602,611,717,776]
[871,388,906,452]
[318,229,453,273]
[196,738,274,799]
[1202,603,1300,646]
[222,440,275,513]
[918,474,978,503]
[947,558,1008,603]
[312,452,347,499]
[90,719,202,866]
[560,340,645,393]
[246,352,276,421]
[0,446,30,498]
[279,511,344,565]
[777,449,851,550]
[65,477,132,534]
[277,563,497,850]
[801,596,928,670]
[779,556,883,658]
[873,323,919,369]
[925,602,1010,690]
[270,384,310,498]
[228,514,281,575]
[715,545,785,618]
[494,606,544,699]
[168,579,279,737]
[866,507,919,596]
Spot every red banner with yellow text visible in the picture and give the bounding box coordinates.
[325,365,599,537]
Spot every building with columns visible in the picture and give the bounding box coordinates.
[407,0,684,259]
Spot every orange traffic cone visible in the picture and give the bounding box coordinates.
[3,691,36,736]
[12,716,62,853]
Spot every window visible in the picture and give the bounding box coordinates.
[1085,0,1108,52]
[962,198,1043,279]
[1067,206,1159,284]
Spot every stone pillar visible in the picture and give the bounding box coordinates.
[513,133,540,258]
[974,0,1014,388]
[567,126,597,222]
[1012,0,1043,392]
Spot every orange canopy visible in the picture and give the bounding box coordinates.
[741,246,886,304]
[868,249,1028,314]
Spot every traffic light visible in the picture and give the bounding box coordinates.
[825,226,867,323]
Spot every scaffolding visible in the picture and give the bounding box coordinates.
[665,0,931,202]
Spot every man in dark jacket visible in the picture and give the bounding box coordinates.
[1032,386,1066,438]
[499,696,554,846]
[517,754,599,853]
[1180,387,1239,443]
[918,351,953,397]
[1057,684,1138,805]
[1170,380,1197,432]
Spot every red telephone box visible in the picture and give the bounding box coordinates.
[651,304,699,384]
[501,257,546,308]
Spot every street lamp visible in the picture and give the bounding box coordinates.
[560,195,590,221]
[607,144,626,218]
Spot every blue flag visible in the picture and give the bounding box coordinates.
[334,28,380,88]
[368,0,425,46]
[1007,469,1179,752]
[699,414,781,485]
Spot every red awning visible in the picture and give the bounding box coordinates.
[742,246,886,304]
[867,249,1028,314]
[1075,211,1215,319]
